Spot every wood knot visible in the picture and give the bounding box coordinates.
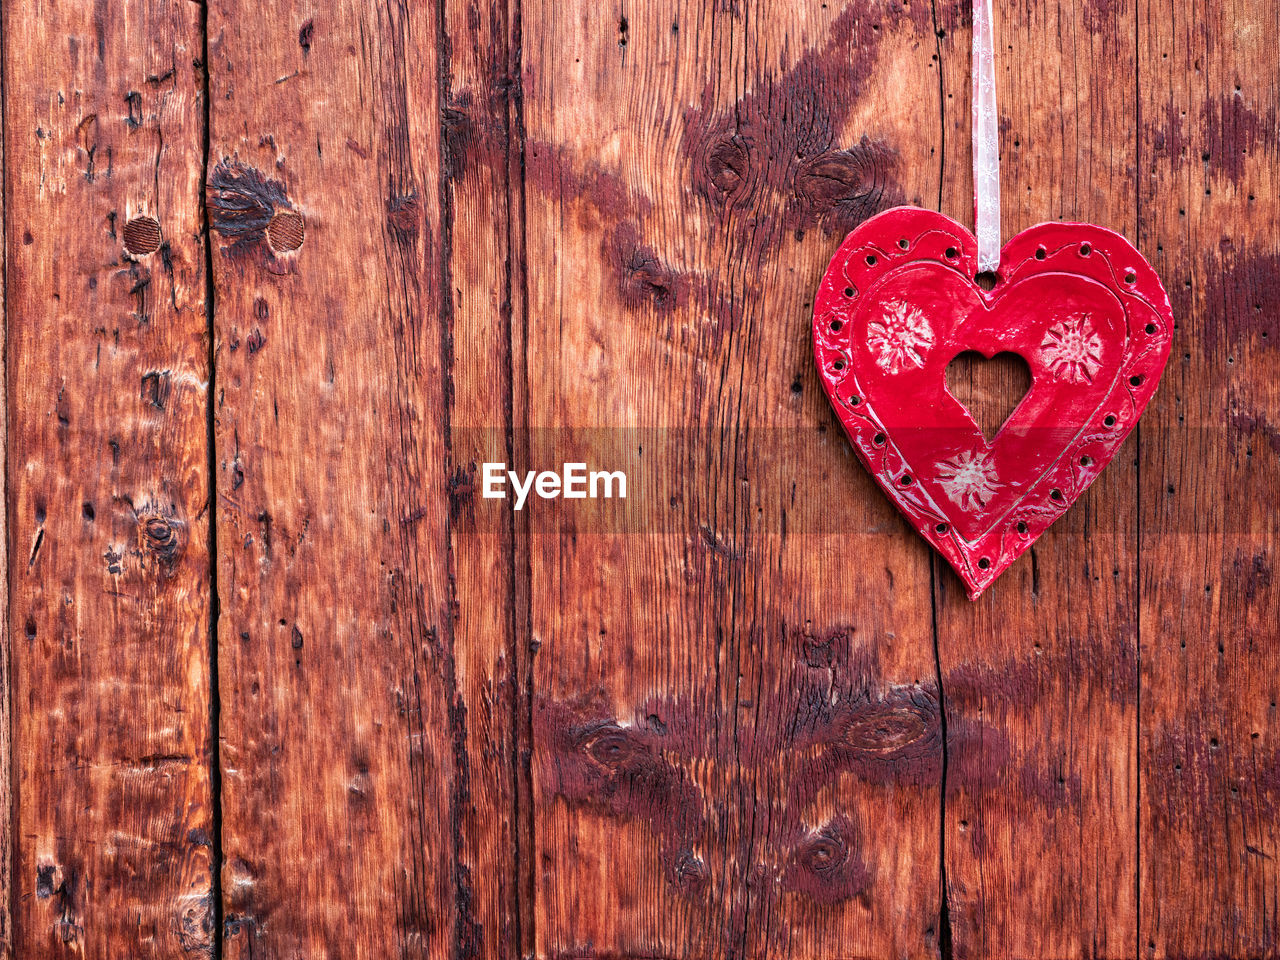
[704,135,750,202]
[794,150,872,207]
[611,223,686,313]
[842,693,937,759]
[798,829,848,874]
[584,726,639,767]
[387,193,421,241]
[140,514,186,571]
[784,817,871,904]
[267,211,305,252]
[178,892,214,952]
[793,138,897,233]
[537,698,708,886]
[666,849,709,893]
[122,216,162,256]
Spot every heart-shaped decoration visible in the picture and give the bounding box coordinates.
[813,207,1174,598]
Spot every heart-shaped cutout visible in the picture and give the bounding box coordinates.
[945,350,1032,441]
[813,207,1174,598]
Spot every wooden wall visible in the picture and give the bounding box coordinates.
[1,1,1276,958]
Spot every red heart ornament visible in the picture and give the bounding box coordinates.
[813,207,1174,599]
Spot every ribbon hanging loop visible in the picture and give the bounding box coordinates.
[972,0,1001,273]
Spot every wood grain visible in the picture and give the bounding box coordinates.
[1137,1,1280,956]
[4,1,215,956]
[0,16,9,952]
[931,2,1141,957]
[208,2,446,956]
[0,2,1278,958]
[442,0,528,954]
[522,2,948,956]
[207,0,519,956]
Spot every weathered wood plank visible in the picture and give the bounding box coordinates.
[931,2,1141,957]
[442,0,528,954]
[4,1,214,955]
[522,2,948,956]
[0,23,10,953]
[208,1,518,956]
[1137,1,1280,956]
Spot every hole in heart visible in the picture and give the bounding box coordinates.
[945,350,1033,441]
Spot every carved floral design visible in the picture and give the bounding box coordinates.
[867,300,934,373]
[936,450,1000,510]
[1040,313,1103,383]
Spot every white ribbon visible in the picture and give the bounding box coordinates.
[972,0,1001,273]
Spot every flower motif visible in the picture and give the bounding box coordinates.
[867,300,935,373]
[1040,313,1104,383]
[935,450,1000,511]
